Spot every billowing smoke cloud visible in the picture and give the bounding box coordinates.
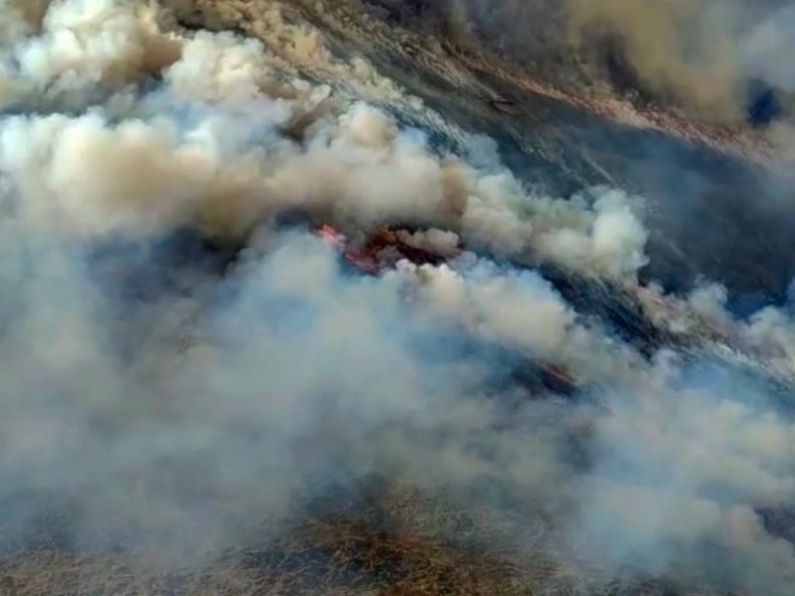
[2,1,795,594]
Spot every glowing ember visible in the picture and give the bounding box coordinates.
[316,225,457,275]
[317,224,347,250]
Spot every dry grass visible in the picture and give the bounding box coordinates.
[0,484,723,595]
[0,486,539,595]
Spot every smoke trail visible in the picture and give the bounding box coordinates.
[400,0,795,127]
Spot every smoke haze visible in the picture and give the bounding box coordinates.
[3,1,795,594]
[372,0,795,124]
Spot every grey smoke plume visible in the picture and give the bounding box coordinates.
[2,1,795,594]
[438,0,795,124]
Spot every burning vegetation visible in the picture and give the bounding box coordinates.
[3,1,795,595]
[317,224,456,273]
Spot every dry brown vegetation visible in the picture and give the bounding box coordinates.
[0,483,707,595]
[0,486,548,595]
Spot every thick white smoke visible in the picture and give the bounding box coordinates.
[0,5,650,275]
[1,1,795,594]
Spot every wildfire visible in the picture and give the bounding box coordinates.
[316,225,454,274]
[317,224,347,250]
[315,224,579,394]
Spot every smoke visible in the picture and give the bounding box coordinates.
[437,0,795,126]
[565,0,795,127]
[2,1,795,593]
